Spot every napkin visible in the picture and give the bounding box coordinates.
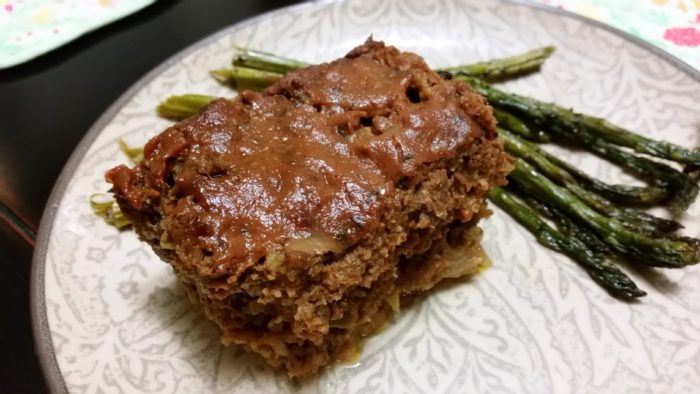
[530,0,700,70]
[0,0,155,69]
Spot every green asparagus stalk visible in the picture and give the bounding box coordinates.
[460,75,700,169]
[488,187,645,299]
[90,194,130,229]
[566,183,681,233]
[157,94,216,120]
[542,147,671,205]
[519,190,612,256]
[461,76,698,211]
[493,109,550,142]
[588,139,699,213]
[440,46,555,81]
[583,117,700,171]
[524,184,700,266]
[232,47,308,73]
[494,110,675,206]
[117,138,144,165]
[499,128,682,233]
[509,159,700,268]
[210,67,283,90]
[219,46,557,91]
[233,46,556,81]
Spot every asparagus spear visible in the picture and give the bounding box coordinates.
[493,109,550,142]
[499,128,682,233]
[522,184,700,271]
[566,183,681,233]
[488,187,645,299]
[509,159,700,268]
[233,46,556,81]
[117,138,144,165]
[519,190,612,256]
[588,139,699,213]
[218,46,558,91]
[439,46,555,81]
[157,94,216,120]
[494,109,675,205]
[460,76,698,211]
[211,67,283,90]
[90,194,130,229]
[459,75,700,169]
[542,146,671,205]
[232,47,308,73]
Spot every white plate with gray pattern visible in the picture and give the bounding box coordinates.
[32,0,700,393]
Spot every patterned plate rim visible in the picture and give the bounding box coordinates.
[30,0,700,392]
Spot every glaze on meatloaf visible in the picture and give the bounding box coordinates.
[106,39,513,378]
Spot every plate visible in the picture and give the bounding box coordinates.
[31,0,700,392]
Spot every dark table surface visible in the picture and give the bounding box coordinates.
[0,1,303,392]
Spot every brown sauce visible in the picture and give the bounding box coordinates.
[106,39,494,276]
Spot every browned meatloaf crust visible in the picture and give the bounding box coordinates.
[106,38,513,378]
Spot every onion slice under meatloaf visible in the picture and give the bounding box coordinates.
[106,38,513,378]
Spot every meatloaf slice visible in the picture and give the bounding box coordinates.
[106,38,513,378]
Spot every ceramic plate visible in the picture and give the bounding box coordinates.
[32,0,700,392]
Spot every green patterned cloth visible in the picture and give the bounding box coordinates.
[0,0,154,69]
[529,0,700,69]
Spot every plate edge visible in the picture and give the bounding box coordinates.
[29,0,699,393]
